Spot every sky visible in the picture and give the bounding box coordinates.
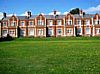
[0,0,100,17]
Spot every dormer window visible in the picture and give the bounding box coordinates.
[38,20,43,25]
[11,21,16,26]
[3,22,7,26]
[57,20,62,25]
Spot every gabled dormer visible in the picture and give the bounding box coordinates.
[9,15,18,27]
[35,14,46,26]
[93,13,100,25]
[65,13,74,26]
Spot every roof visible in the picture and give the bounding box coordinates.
[1,14,98,21]
[17,16,28,20]
[83,14,95,18]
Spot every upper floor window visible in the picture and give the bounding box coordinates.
[3,22,7,26]
[66,20,72,25]
[94,20,100,25]
[11,21,16,26]
[85,20,90,25]
[48,20,53,26]
[29,21,33,26]
[77,20,81,25]
[20,21,25,26]
[38,20,43,25]
[57,20,62,25]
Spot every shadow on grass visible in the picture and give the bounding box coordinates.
[0,34,15,42]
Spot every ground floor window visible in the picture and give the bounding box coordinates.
[96,28,100,34]
[85,27,90,34]
[38,29,43,36]
[9,30,15,36]
[66,28,73,34]
[29,29,34,36]
[57,29,62,35]
[20,30,25,36]
[77,28,81,34]
[48,29,53,36]
[2,30,7,37]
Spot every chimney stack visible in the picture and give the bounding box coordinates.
[27,11,31,18]
[54,10,57,15]
[79,10,83,16]
[3,12,6,18]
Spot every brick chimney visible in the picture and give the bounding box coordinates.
[3,12,6,18]
[79,10,83,16]
[54,10,57,15]
[26,11,31,18]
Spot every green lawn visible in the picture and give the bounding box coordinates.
[0,37,100,74]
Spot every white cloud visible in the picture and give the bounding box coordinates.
[63,11,69,15]
[48,11,61,15]
[20,11,28,16]
[0,12,3,20]
[7,14,16,17]
[84,5,100,13]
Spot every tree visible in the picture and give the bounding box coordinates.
[70,8,80,14]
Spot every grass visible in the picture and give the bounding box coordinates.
[0,37,100,74]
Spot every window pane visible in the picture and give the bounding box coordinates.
[29,21,33,26]
[48,29,52,35]
[57,20,61,25]
[21,21,24,26]
[3,22,7,26]
[57,29,61,35]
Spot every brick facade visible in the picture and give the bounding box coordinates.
[0,10,100,37]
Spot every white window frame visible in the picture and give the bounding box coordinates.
[38,20,43,25]
[20,30,25,36]
[57,20,62,25]
[86,20,90,25]
[85,27,90,34]
[94,20,97,25]
[77,20,81,25]
[66,20,72,25]
[20,21,25,26]
[38,29,43,36]
[57,28,62,35]
[2,30,7,37]
[48,20,53,26]
[9,30,15,36]
[3,22,7,27]
[48,29,53,36]
[96,28,100,34]
[29,29,34,36]
[29,21,33,26]
[77,28,82,35]
[66,28,73,35]
[11,21,16,26]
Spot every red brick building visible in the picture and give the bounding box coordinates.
[0,10,100,37]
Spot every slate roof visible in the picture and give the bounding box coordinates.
[1,14,97,21]
[83,14,95,18]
